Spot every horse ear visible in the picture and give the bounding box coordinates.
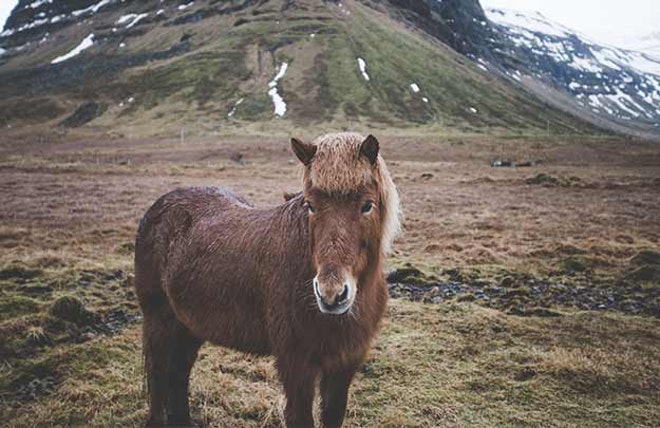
[359,134,379,165]
[291,138,317,165]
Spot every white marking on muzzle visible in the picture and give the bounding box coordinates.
[312,275,357,315]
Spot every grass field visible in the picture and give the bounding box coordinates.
[2,131,660,426]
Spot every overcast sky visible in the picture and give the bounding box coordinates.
[2,0,659,47]
[481,0,660,46]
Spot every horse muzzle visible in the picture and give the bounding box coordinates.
[312,275,356,315]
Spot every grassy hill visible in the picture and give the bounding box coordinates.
[0,0,599,138]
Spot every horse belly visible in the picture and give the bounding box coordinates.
[167,277,271,356]
[204,308,271,356]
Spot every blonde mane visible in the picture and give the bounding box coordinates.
[304,132,402,255]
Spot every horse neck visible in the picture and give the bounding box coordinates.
[269,194,314,271]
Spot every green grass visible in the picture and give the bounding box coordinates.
[0,295,42,321]
[119,50,251,110]
[338,5,593,132]
[3,299,660,427]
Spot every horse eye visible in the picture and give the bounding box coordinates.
[305,201,315,215]
[361,201,374,215]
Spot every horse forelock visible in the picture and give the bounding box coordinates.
[306,133,373,193]
[304,133,402,255]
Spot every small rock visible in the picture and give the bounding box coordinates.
[457,294,476,302]
[513,367,537,382]
[49,296,99,326]
[443,268,464,282]
[230,152,245,164]
[387,265,427,284]
[491,324,506,333]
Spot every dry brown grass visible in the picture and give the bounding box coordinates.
[2,132,660,426]
[2,133,659,277]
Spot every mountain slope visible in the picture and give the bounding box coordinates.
[0,0,603,137]
[483,8,660,135]
[358,0,660,141]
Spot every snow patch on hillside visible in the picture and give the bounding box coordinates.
[615,32,660,58]
[486,8,570,38]
[570,56,602,74]
[1,17,48,36]
[26,0,52,9]
[268,62,288,117]
[1,0,115,37]
[51,33,94,64]
[72,0,113,17]
[357,57,370,81]
[116,13,148,29]
[228,98,244,118]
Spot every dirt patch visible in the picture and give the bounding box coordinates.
[525,173,580,187]
[387,266,660,317]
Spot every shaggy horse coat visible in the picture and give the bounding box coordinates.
[134,133,401,427]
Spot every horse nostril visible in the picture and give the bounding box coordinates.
[338,284,349,304]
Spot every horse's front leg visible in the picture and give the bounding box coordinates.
[320,365,358,428]
[277,356,318,427]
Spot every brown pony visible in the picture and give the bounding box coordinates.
[134,133,401,427]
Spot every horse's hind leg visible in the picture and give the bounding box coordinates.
[142,298,176,427]
[166,325,203,426]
